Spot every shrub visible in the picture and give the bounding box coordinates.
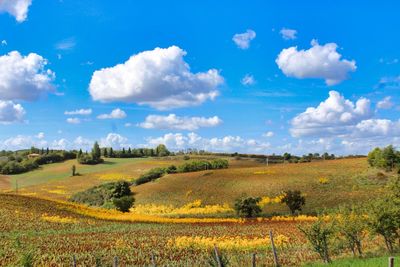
[112,181,132,198]
[281,190,305,215]
[78,154,104,165]
[234,196,262,218]
[135,168,166,185]
[165,165,177,174]
[299,217,334,263]
[334,205,366,256]
[113,195,134,212]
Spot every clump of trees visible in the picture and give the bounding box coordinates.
[281,190,306,215]
[234,196,262,218]
[0,148,76,175]
[70,180,134,212]
[101,144,171,159]
[300,176,400,263]
[134,159,229,185]
[368,145,400,171]
[77,142,104,165]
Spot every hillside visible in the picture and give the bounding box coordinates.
[133,157,389,214]
[0,156,391,214]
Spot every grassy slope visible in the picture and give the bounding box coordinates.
[133,158,389,213]
[0,156,186,200]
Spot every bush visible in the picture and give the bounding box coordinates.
[299,217,334,263]
[281,190,305,215]
[112,181,132,198]
[113,195,134,212]
[77,154,104,165]
[234,196,262,218]
[135,168,166,185]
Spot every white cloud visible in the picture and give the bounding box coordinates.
[0,100,25,124]
[1,40,7,46]
[89,46,223,110]
[0,51,55,101]
[263,131,274,137]
[73,136,93,151]
[0,0,31,22]
[139,114,222,131]
[36,132,45,139]
[145,132,270,153]
[100,133,130,149]
[55,37,76,51]
[290,91,372,137]
[124,123,133,127]
[64,108,92,115]
[280,28,297,40]
[377,96,394,109]
[354,119,400,137]
[241,74,255,86]
[66,118,81,124]
[276,40,356,85]
[97,108,127,119]
[232,29,256,49]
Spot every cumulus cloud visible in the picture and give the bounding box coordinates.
[280,28,297,40]
[263,131,274,138]
[89,46,223,110]
[97,108,127,119]
[139,114,222,131]
[66,118,81,124]
[0,101,25,124]
[145,132,270,153]
[100,133,130,149]
[64,108,92,115]
[241,74,255,86]
[232,29,256,49]
[1,40,7,46]
[290,91,372,137]
[0,51,55,101]
[276,40,356,85]
[377,96,394,109]
[36,132,45,139]
[0,0,31,22]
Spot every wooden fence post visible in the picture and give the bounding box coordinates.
[72,255,76,267]
[251,252,256,267]
[269,230,280,267]
[113,256,118,267]
[151,252,157,267]
[389,257,394,267]
[214,245,222,267]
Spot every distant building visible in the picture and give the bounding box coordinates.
[28,153,40,158]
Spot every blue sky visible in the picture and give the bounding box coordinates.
[0,0,399,155]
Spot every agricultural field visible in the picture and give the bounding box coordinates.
[0,156,398,266]
[0,194,390,266]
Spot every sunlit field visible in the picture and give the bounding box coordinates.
[0,194,388,266]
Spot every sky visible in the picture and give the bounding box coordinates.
[0,0,399,155]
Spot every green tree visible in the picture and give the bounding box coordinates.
[299,217,334,263]
[334,205,366,256]
[113,195,134,212]
[281,190,306,215]
[234,196,262,218]
[71,165,76,176]
[92,142,101,160]
[77,149,83,159]
[155,144,170,157]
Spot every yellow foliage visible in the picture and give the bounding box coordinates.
[46,189,67,195]
[132,200,233,216]
[270,215,318,222]
[169,236,272,251]
[98,173,126,181]
[41,214,77,224]
[318,177,330,184]
[258,195,284,207]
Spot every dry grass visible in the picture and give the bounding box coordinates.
[133,158,387,214]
